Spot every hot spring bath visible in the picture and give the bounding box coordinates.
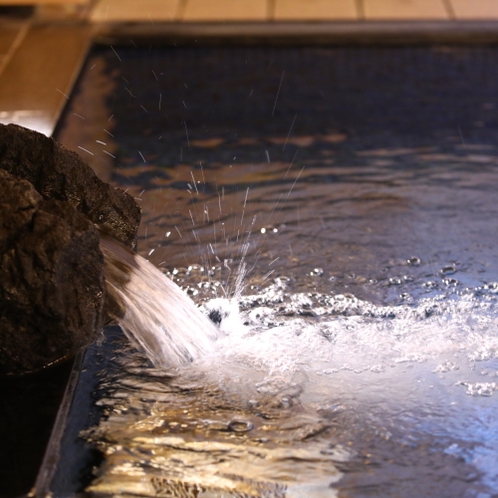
[42,45,498,496]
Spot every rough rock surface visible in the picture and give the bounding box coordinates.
[0,124,141,375]
[0,169,105,375]
[0,123,141,248]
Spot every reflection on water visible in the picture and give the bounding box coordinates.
[55,46,498,496]
[85,278,498,497]
[85,342,347,497]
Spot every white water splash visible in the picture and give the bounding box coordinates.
[83,274,498,497]
[196,283,498,401]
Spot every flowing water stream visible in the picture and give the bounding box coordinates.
[100,233,221,368]
[55,45,498,497]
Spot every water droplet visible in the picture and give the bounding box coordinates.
[311,268,324,276]
[442,277,459,287]
[458,381,497,397]
[260,225,278,234]
[228,419,253,432]
[478,385,495,397]
[440,264,457,276]
[484,282,498,293]
[433,361,459,373]
[389,277,402,286]
[280,397,292,408]
[423,281,438,289]
[206,420,228,431]
[321,368,339,375]
[187,264,204,274]
[407,256,421,266]
[370,365,385,373]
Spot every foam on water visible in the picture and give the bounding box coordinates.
[93,223,498,495]
[199,281,498,383]
[84,277,498,496]
[195,284,498,493]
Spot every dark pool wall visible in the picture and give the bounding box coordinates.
[0,361,73,497]
[59,45,498,163]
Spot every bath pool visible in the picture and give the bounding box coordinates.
[43,45,498,497]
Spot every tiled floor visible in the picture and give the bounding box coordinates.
[2,0,498,137]
[273,0,358,21]
[1,0,498,71]
[363,0,450,20]
[91,0,498,21]
[1,0,498,70]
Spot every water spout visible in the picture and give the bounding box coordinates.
[100,234,221,368]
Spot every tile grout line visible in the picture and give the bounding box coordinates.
[176,0,188,21]
[442,0,457,20]
[0,21,31,80]
[267,0,276,21]
[355,0,365,20]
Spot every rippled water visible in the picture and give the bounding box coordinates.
[84,278,498,497]
[56,46,498,496]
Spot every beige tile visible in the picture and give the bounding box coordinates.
[0,24,91,137]
[0,0,86,3]
[274,0,358,20]
[364,0,449,19]
[451,0,498,19]
[90,0,180,22]
[0,24,23,59]
[181,0,267,21]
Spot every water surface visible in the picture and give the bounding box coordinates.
[57,45,498,497]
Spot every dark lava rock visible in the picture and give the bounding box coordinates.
[0,169,105,375]
[0,124,142,375]
[0,123,141,248]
